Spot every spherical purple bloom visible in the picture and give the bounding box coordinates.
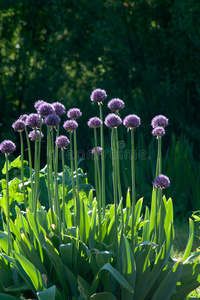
[123,114,141,129]
[63,120,78,132]
[34,100,46,111]
[91,147,102,155]
[37,103,55,117]
[108,98,125,112]
[151,115,169,128]
[56,135,70,148]
[0,140,16,154]
[28,130,44,141]
[153,174,170,189]
[26,113,41,129]
[12,120,26,132]
[45,114,60,127]
[104,113,122,128]
[152,126,165,137]
[19,114,28,122]
[88,117,102,128]
[90,89,107,103]
[67,108,82,120]
[52,102,66,116]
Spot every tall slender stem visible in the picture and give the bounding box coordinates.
[62,148,66,229]
[70,132,76,226]
[20,132,27,209]
[34,128,38,217]
[111,128,118,268]
[5,155,11,256]
[74,130,79,193]
[94,128,102,249]
[99,104,105,217]
[47,127,54,223]
[155,137,162,242]
[115,128,123,231]
[131,129,136,250]
[25,128,33,210]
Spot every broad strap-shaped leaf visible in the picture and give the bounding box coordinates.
[151,259,183,300]
[182,218,194,262]
[37,285,56,300]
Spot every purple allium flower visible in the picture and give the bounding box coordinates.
[34,100,46,111]
[0,140,16,154]
[63,120,78,132]
[28,130,44,141]
[12,120,26,132]
[88,117,102,128]
[45,114,60,127]
[104,113,122,128]
[152,126,165,137]
[123,114,141,129]
[151,115,169,128]
[153,174,170,189]
[91,147,102,155]
[67,108,82,120]
[37,103,55,117]
[56,135,70,148]
[19,114,28,122]
[90,88,107,103]
[26,114,41,129]
[108,98,125,112]
[52,102,66,116]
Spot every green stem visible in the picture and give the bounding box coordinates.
[99,103,106,217]
[155,137,162,177]
[74,130,79,193]
[62,149,66,229]
[131,129,136,250]
[115,128,123,232]
[111,128,118,268]
[25,127,33,210]
[20,132,27,209]
[47,127,54,223]
[94,128,102,249]
[5,155,11,256]
[70,132,76,226]
[155,137,162,243]
[55,141,62,242]
[34,128,38,217]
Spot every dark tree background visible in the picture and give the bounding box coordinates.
[0,0,200,216]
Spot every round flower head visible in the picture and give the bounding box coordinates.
[37,103,55,117]
[26,113,41,129]
[104,113,122,128]
[152,126,165,137]
[108,98,125,112]
[92,147,102,155]
[34,100,46,111]
[123,114,141,129]
[28,130,44,141]
[90,88,107,103]
[52,102,66,116]
[151,115,169,128]
[67,108,82,120]
[19,114,28,122]
[0,140,16,154]
[45,113,60,127]
[153,174,170,189]
[88,117,102,128]
[12,120,26,132]
[63,120,78,132]
[56,135,70,148]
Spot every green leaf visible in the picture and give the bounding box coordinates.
[0,294,20,300]
[90,292,117,299]
[0,231,8,253]
[4,282,30,292]
[37,285,56,300]
[151,259,183,300]
[182,218,194,262]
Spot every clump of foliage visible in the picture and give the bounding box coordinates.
[0,91,200,300]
